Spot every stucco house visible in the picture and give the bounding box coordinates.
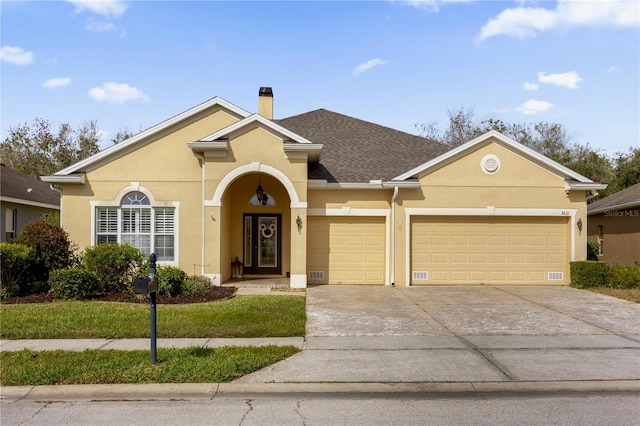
[1,164,61,242]
[42,88,605,288]
[587,182,640,265]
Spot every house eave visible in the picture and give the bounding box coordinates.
[565,182,608,191]
[0,196,60,210]
[283,143,323,162]
[588,201,640,215]
[308,180,420,189]
[41,174,86,184]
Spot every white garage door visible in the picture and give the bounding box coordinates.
[308,217,385,285]
[411,216,569,284]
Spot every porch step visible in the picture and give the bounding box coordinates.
[222,278,292,289]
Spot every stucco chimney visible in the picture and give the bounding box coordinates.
[258,87,273,119]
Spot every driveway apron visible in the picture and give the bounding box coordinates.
[234,285,640,384]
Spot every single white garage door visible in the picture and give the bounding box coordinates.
[411,216,568,284]
[307,217,385,285]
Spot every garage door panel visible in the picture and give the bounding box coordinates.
[308,217,385,285]
[412,216,568,285]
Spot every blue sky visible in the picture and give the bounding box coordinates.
[1,0,638,155]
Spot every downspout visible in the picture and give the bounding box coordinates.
[194,153,206,276]
[390,185,399,287]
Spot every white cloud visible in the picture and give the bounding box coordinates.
[352,58,387,76]
[607,65,618,72]
[66,0,128,18]
[523,82,539,91]
[394,0,472,12]
[517,99,553,115]
[86,19,119,33]
[538,71,583,89]
[0,45,34,65]
[42,77,72,89]
[88,82,149,104]
[478,0,639,41]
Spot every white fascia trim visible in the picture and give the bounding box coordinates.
[187,141,228,152]
[393,130,594,183]
[0,196,60,210]
[566,182,608,191]
[41,174,85,184]
[307,181,419,189]
[283,143,323,162]
[53,97,250,176]
[200,114,316,145]
[404,207,578,287]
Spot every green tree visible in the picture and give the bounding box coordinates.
[0,118,101,178]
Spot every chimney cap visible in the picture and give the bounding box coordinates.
[259,87,273,97]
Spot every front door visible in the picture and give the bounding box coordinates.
[243,214,282,275]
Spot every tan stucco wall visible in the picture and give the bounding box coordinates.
[588,209,640,265]
[392,140,587,286]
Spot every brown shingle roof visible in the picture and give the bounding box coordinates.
[0,164,60,207]
[588,182,640,214]
[276,109,450,183]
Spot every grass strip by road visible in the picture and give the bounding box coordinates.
[0,295,305,339]
[0,345,299,386]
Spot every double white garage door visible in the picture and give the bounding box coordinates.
[307,216,569,285]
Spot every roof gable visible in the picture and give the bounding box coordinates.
[47,97,250,177]
[393,130,598,185]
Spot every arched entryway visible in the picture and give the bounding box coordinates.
[206,163,308,287]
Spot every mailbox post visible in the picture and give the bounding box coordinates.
[134,253,158,364]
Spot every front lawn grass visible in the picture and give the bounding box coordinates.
[0,346,299,386]
[588,287,640,303]
[0,295,305,339]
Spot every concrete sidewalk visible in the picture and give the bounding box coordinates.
[2,285,640,400]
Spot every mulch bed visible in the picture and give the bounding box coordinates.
[0,286,237,305]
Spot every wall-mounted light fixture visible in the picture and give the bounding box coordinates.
[577,218,583,233]
[296,215,303,233]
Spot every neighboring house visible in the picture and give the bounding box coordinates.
[1,164,61,242]
[42,88,605,287]
[587,183,640,265]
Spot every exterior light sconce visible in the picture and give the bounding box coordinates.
[296,216,303,233]
[577,218,583,234]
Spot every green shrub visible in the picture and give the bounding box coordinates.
[607,263,640,289]
[49,267,96,300]
[83,243,143,294]
[15,220,78,294]
[570,261,609,288]
[156,266,187,297]
[181,275,212,297]
[0,243,33,297]
[586,240,600,261]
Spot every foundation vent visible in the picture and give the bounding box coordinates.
[548,272,564,281]
[413,271,428,281]
[309,271,324,280]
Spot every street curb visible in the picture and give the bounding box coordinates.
[2,380,639,402]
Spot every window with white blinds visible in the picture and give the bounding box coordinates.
[95,192,175,261]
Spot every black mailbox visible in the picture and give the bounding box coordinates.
[134,274,157,295]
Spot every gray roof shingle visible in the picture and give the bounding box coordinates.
[588,182,640,213]
[1,164,61,207]
[276,109,450,183]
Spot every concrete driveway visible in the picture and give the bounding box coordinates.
[236,285,640,384]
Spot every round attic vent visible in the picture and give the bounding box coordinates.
[481,154,500,174]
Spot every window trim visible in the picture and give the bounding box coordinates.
[90,184,180,265]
